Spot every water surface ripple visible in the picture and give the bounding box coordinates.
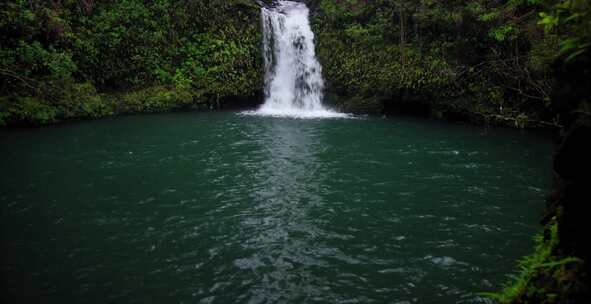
[0,112,552,303]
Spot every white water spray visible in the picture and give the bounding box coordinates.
[254,1,346,118]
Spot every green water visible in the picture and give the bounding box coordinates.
[1,112,552,303]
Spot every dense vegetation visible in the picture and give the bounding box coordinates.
[1,0,590,302]
[1,0,589,128]
[311,0,590,129]
[0,0,263,125]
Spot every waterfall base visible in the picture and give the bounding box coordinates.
[254,0,346,119]
[246,107,349,119]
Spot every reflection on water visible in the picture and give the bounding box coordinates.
[0,112,553,304]
[237,119,331,302]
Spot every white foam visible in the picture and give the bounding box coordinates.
[253,1,346,119]
[242,108,350,119]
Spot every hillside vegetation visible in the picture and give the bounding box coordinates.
[1,0,589,128]
[310,0,590,128]
[1,0,263,125]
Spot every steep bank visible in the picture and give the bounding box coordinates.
[309,0,587,129]
[489,59,591,303]
[0,0,264,126]
[483,126,590,304]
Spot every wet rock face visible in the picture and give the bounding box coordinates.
[519,125,591,304]
[258,0,317,10]
[553,125,591,263]
[259,0,280,8]
[554,126,591,181]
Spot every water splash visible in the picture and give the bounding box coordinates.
[253,1,347,118]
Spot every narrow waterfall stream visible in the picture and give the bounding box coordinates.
[255,1,345,118]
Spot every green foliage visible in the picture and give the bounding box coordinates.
[0,96,57,125]
[489,24,518,42]
[1,0,589,129]
[313,0,578,127]
[539,0,591,62]
[483,219,587,303]
[56,82,110,119]
[1,0,263,125]
[113,86,196,114]
[0,84,201,126]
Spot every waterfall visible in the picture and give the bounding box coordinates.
[255,1,345,118]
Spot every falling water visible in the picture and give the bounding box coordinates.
[255,1,345,118]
